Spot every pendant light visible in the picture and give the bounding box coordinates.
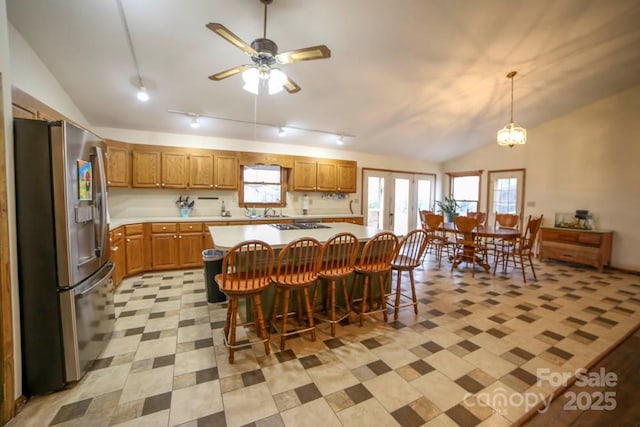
[497,71,526,147]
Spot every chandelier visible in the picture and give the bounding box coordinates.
[497,71,526,147]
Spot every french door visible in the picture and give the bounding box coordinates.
[363,169,435,236]
[486,169,526,227]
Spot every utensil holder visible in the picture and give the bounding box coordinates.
[179,207,192,218]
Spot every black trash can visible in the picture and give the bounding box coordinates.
[202,249,226,303]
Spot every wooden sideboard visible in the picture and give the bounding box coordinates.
[539,227,613,272]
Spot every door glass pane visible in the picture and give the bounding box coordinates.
[493,177,517,213]
[452,175,479,214]
[366,176,384,228]
[394,178,410,235]
[416,179,433,226]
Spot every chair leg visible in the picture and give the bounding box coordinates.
[295,290,304,323]
[302,287,316,341]
[528,253,537,281]
[378,273,388,322]
[271,287,282,333]
[227,296,238,364]
[341,277,351,314]
[518,253,527,283]
[253,294,270,356]
[360,275,369,327]
[280,288,290,351]
[393,269,402,321]
[329,279,337,337]
[409,269,418,315]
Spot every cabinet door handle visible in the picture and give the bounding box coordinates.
[173,235,177,239]
[126,238,130,242]
[161,183,165,187]
[156,183,160,187]
[112,246,119,251]
[179,235,183,239]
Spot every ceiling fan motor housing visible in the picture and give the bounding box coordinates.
[251,38,278,65]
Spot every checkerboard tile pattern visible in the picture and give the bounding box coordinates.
[11,258,640,426]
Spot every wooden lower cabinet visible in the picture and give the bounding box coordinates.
[151,233,179,270]
[124,224,145,275]
[178,233,204,267]
[540,227,613,272]
[109,228,125,287]
[321,216,364,225]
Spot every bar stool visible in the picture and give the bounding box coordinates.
[390,229,429,321]
[313,232,359,337]
[270,237,323,351]
[351,231,399,326]
[215,240,274,364]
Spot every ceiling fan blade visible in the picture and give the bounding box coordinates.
[276,45,331,64]
[208,64,252,81]
[283,77,301,94]
[206,23,258,56]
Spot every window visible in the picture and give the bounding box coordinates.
[448,171,481,214]
[493,177,518,213]
[240,165,284,206]
[487,169,525,227]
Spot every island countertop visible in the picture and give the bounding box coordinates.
[209,222,382,250]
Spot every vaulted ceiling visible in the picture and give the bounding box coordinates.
[7,0,640,162]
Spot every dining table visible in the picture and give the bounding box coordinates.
[441,222,521,272]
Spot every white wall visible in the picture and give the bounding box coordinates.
[443,85,640,271]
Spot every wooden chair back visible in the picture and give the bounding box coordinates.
[219,240,274,293]
[453,215,480,240]
[357,231,399,273]
[273,237,323,285]
[319,233,359,278]
[495,213,520,230]
[521,215,544,251]
[419,210,434,229]
[467,211,487,226]
[392,229,429,269]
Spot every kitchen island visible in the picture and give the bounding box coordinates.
[208,222,387,320]
[209,222,381,250]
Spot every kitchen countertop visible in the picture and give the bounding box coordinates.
[210,222,380,250]
[109,213,363,229]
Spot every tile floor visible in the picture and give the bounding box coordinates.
[9,255,640,427]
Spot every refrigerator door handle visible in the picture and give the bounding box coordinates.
[76,263,114,296]
[92,145,109,258]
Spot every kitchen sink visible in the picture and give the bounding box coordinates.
[270,223,331,230]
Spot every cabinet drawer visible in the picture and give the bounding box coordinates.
[152,223,177,233]
[125,223,144,236]
[110,228,124,241]
[179,222,203,232]
[542,242,599,262]
[541,230,578,243]
[577,233,602,246]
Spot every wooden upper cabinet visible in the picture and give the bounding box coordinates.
[292,159,357,193]
[189,153,215,189]
[293,160,317,191]
[316,161,337,191]
[214,155,238,190]
[161,152,188,188]
[106,143,129,187]
[336,162,357,193]
[132,151,161,188]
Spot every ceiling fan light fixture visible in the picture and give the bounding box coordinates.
[497,71,526,147]
[242,67,260,95]
[136,86,149,102]
[268,68,287,95]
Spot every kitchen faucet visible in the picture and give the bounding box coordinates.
[264,207,276,217]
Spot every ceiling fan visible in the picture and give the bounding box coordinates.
[206,0,331,95]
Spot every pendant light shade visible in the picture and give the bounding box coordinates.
[497,71,526,147]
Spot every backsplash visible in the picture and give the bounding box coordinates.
[108,188,360,219]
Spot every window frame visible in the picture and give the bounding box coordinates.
[238,164,286,207]
[446,170,482,214]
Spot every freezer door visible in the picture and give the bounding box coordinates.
[59,262,115,382]
[50,121,110,287]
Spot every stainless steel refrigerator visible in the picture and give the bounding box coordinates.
[14,119,115,396]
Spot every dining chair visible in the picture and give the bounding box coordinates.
[419,210,434,230]
[351,231,399,326]
[313,232,359,337]
[493,215,544,283]
[390,229,429,321]
[215,240,274,363]
[450,216,489,277]
[467,211,487,226]
[270,237,323,350]
[423,213,454,267]
[488,212,521,264]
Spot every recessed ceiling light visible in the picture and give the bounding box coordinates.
[278,127,286,136]
[336,135,344,145]
[190,117,200,128]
